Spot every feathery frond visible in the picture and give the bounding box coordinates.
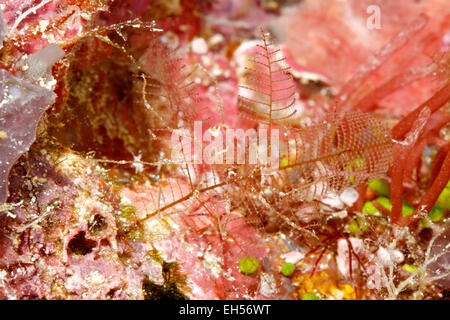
[238,28,297,132]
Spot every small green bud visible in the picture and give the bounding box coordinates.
[402,264,418,274]
[401,202,415,217]
[362,201,379,215]
[239,256,259,275]
[349,217,368,235]
[281,262,296,276]
[348,220,362,235]
[302,293,323,300]
[428,206,445,222]
[437,185,450,210]
[368,179,390,196]
[421,206,445,228]
[374,197,414,217]
[375,197,391,210]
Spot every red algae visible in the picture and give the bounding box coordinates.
[0,0,449,301]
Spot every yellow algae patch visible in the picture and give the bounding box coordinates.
[293,270,356,300]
